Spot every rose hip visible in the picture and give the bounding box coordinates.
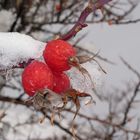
[53,72,70,94]
[43,39,76,72]
[22,60,54,96]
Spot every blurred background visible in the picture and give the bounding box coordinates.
[0,0,140,140]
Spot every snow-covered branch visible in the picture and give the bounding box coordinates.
[0,32,45,70]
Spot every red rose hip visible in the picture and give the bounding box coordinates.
[43,40,76,72]
[22,60,54,96]
[53,72,70,94]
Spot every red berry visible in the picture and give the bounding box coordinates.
[22,60,54,96]
[43,40,76,72]
[53,72,70,94]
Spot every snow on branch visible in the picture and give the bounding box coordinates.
[0,32,45,70]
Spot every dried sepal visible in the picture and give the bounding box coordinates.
[24,88,95,136]
[77,50,100,64]
[68,56,94,87]
[24,89,64,124]
[62,88,94,139]
[68,51,106,92]
[24,89,63,111]
[77,51,107,74]
[63,89,94,120]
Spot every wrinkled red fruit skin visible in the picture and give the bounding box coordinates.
[43,40,76,72]
[22,60,54,96]
[53,72,70,94]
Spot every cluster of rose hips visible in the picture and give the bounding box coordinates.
[22,39,77,97]
[22,39,95,126]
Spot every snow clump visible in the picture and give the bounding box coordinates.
[0,32,45,70]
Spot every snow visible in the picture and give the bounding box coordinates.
[0,32,46,70]
[67,61,103,93]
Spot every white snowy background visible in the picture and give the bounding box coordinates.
[0,2,140,140]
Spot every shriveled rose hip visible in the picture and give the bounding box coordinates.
[43,39,76,72]
[53,72,70,94]
[22,60,54,96]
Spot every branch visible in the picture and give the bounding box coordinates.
[0,95,82,139]
[60,0,112,40]
[64,109,140,137]
[45,114,82,140]
[9,1,25,32]
[120,57,140,79]
[111,18,140,25]
[120,81,140,125]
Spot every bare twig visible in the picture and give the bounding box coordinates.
[120,81,140,125]
[64,109,140,137]
[120,57,140,79]
[60,0,112,40]
[0,95,82,140]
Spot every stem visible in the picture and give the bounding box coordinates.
[60,0,112,40]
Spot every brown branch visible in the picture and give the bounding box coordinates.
[0,95,82,140]
[120,81,140,125]
[45,113,82,140]
[116,18,140,25]
[9,0,25,32]
[0,96,28,106]
[64,109,140,137]
[60,0,112,40]
[120,57,140,79]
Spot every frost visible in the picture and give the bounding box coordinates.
[66,61,103,93]
[81,62,103,87]
[0,32,46,69]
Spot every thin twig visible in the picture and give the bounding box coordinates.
[60,0,112,40]
[64,109,140,137]
[0,96,82,140]
[120,81,140,125]
[120,57,140,79]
